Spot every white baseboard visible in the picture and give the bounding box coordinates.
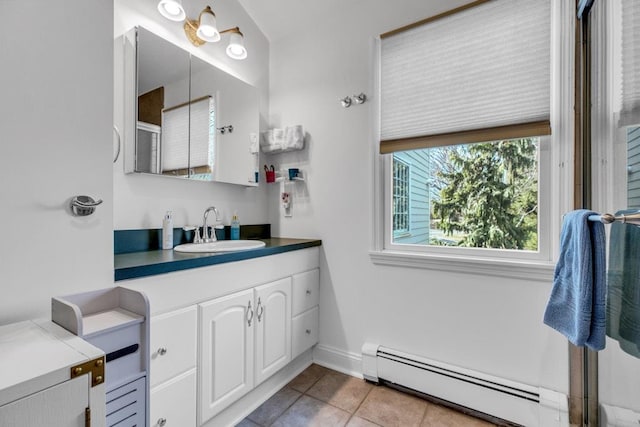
[312,344,364,378]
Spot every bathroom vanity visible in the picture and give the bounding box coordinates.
[115,239,321,426]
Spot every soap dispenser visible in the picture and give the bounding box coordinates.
[162,211,174,249]
[230,213,240,240]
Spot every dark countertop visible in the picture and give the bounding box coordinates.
[115,238,322,281]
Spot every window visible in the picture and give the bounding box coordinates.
[391,138,541,250]
[621,0,640,208]
[372,0,572,274]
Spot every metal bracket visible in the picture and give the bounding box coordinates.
[70,356,105,387]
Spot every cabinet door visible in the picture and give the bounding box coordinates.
[254,277,292,385]
[198,289,254,424]
[0,374,88,427]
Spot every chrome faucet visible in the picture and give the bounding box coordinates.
[201,206,223,243]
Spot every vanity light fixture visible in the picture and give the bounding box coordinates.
[157,0,248,60]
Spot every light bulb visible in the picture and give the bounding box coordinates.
[157,0,185,21]
[226,31,247,60]
[196,6,220,42]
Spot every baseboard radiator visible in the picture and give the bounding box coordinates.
[600,403,640,426]
[361,343,568,427]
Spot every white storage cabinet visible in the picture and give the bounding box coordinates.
[0,320,106,427]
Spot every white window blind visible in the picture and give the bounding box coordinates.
[161,96,214,172]
[380,0,551,152]
[621,0,640,126]
[189,96,214,169]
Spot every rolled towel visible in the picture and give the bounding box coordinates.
[284,125,304,150]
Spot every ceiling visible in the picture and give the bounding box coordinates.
[236,0,473,44]
[236,0,358,42]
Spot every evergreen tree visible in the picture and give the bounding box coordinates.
[432,138,538,249]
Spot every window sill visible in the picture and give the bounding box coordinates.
[369,249,555,282]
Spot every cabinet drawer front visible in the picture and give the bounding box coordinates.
[150,370,196,427]
[150,306,197,387]
[292,269,319,316]
[292,306,319,359]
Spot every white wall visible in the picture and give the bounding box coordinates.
[266,0,569,392]
[0,0,114,324]
[113,0,270,229]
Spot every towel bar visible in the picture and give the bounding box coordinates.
[588,211,640,226]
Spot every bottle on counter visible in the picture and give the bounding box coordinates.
[230,213,240,240]
[162,211,174,249]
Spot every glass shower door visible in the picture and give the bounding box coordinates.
[592,0,640,424]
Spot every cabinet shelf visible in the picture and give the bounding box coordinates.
[266,169,305,184]
[82,308,144,338]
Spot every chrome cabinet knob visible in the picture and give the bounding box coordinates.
[305,329,312,334]
[158,418,167,427]
[157,347,167,356]
[306,289,312,295]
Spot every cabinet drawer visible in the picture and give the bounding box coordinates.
[292,306,319,359]
[150,306,197,387]
[292,269,319,316]
[150,369,196,427]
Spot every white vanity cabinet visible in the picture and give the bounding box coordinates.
[198,277,291,424]
[149,306,197,427]
[119,246,320,427]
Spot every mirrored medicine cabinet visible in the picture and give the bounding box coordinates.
[122,27,259,186]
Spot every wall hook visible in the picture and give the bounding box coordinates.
[217,125,234,134]
[353,93,367,104]
[70,195,103,216]
[340,96,352,108]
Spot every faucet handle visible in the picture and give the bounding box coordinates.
[194,227,202,244]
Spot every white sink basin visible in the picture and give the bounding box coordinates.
[174,240,266,253]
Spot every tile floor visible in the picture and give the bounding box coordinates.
[237,364,498,427]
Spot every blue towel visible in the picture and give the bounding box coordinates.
[606,210,640,358]
[543,209,606,350]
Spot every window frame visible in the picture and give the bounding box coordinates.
[369,0,574,280]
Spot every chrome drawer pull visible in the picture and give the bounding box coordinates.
[256,298,264,322]
[247,301,254,326]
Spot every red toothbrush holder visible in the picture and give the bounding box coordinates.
[265,170,276,183]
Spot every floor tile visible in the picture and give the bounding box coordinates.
[271,395,351,427]
[421,402,496,427]
[235,418,261,427]
[346,416,383,427]
[355,386,427,427]
[288,364,332,393]
[306,371,373,413]
[247,386,301,426]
